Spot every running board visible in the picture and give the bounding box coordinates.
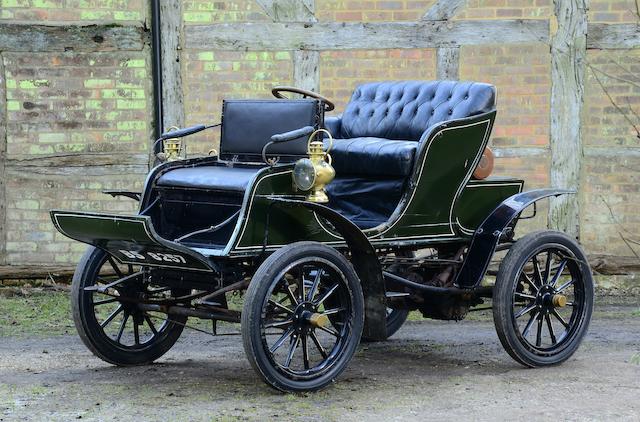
[50,210,215,273]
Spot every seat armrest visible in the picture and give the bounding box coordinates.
[324,116,342,138]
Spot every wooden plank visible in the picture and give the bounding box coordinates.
[159,0,185,132]
[0,265,76,281]
[436,47,460,80]
[548,0,587,237]
[185,20,549,51]
[6,153,149,168]
[257,0,316,22]
[0,54,6,266]
[293,50,320,92]
[587,23,640,49]
[423,0,467,21]
[0,23,147,52]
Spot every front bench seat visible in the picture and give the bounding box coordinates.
[155,99,321,192]
[326,81,496,177]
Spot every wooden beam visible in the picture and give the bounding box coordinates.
[423,0,468,21]
[548,0,587,238]
[0,23,148,52]
[436,47,460,80]
[0,54,6,266]
[293,50,320,92]
[257,0,316,22]
[159,0,184,132]
[587,23,640,49]
[185,20,549,51]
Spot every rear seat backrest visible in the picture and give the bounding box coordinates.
[339,81,496,141]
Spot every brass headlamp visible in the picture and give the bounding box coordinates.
[292,129,335,203]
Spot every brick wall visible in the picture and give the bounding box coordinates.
[2,0,640,268]
[1,1,150,265]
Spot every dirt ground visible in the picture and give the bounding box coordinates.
[0,296,639,422]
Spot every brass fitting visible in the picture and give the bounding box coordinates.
[305,129,335,203]
[309,312,330,328]
[552,294,567,308]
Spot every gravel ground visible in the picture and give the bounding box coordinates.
[0,303,639,421]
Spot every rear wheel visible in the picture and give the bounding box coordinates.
[242,242,364,392]
[493,231,593,367]
[71,246,187,366]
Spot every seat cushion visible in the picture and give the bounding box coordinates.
[330,137,417,177]
[156,166,260,191]
[340,81,496,141]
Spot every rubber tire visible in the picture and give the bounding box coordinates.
[386,309,410,338]
[71,246,187,366]
[241,242,364,392]
[493,231,594,367]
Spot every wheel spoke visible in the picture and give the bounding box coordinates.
[551,308,569,328]
[108,256,124,278]
[556,278,574,293]
[521,272,539,292]
[545,313,557,344]
[317,325,340,338]
[93,297,119,307]
[549,259,568,288]
[269,326,295,353]
[283,334,300,368]
[268,299,293,315]
[322,307,346,315]
[283,279,299,306]
[535,313,543,347]
[307,268,324,302]
[314,283,339,307]
[543,251,552,284]
[514,303,537,319]
[522,310,539,337]
[264,319,293,330]
[133,320,140,345]
[302,335,310,370]
[310,331,328,359]
[116,310,129,343]
[532,255,543,286]
[514,292,536,301]
[100,305,123,329]
[144,315,158,335]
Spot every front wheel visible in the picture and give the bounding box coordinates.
[241,242,364,392]
[71,246,187,366]
[493,231,594,367]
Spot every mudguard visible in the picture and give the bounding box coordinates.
[50,210,214,273]
[269,198,388,341]
[454,189,574,288]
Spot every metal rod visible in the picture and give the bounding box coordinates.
[138,303,241,323]
[151,0,163,142]
[383,271,493,297]
[196,278,250,304]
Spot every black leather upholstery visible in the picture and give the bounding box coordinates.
[338,81,495,141]
[330,137,417,177]
[220,99,320,161]
[156,166,259,191]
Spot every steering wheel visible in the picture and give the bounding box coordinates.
[272,86,335,112]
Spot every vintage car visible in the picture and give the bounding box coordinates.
[51,81,593,392]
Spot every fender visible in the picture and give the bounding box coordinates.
[269,197,387,341]
[454,189,575,289]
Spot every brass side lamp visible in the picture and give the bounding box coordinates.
[292,129,335,203]
[162,126,185,162]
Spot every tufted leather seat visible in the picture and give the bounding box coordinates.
[331,137,417,177]
[327,81,496,177]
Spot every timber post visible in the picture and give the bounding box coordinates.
[548,0,588,238]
